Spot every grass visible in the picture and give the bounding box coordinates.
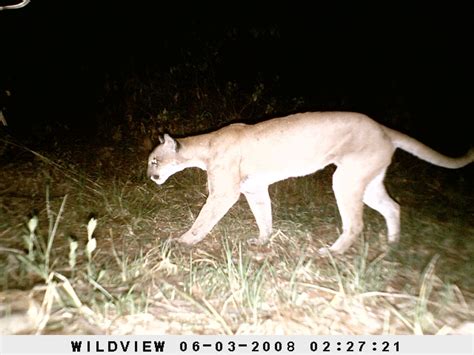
[0,140,473,335]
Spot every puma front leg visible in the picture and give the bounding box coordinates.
[240,176,272,245]
[241,180,273,245]
[178,193,240,245]
[178,168,240,245]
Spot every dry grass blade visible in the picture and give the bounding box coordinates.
[162,280,233,335]
[0,138,102,192]
[45,194,67,272]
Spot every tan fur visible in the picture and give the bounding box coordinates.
[147,112,473,254]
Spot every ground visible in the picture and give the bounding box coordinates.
[0,139,473,335]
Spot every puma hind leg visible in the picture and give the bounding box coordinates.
[319,162,392,255]
[319,166,366,255]
[362,168,400,243]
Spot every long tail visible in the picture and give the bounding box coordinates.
[382,126,474,169]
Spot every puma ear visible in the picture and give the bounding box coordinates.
[163,133,179,151]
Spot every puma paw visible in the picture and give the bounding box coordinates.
[318,246,343,256]
[318,247,331,256]
[387,233,400,244]
[247,237,269,246]
[177,231,202,245]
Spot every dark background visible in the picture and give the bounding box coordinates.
[0,1,472,154]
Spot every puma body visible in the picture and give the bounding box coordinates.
[147,112,473,254]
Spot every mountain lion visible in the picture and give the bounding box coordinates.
[147,112,473,254]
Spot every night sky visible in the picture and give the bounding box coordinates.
[0,2,472,153]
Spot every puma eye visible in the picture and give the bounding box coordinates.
[150,158,159,166]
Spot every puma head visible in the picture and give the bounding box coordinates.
[147,134,183,185]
